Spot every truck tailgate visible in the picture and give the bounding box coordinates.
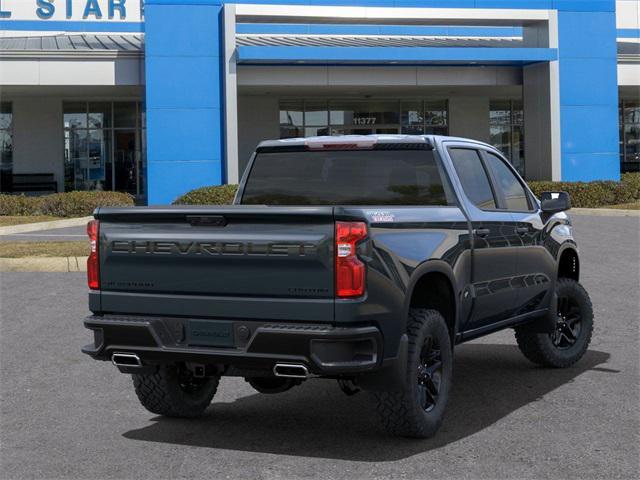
[94,206,335,321]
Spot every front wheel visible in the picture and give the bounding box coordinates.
[373,308,453,438]
[515,278,593,368]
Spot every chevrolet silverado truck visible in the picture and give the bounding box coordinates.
[82,135,593,438]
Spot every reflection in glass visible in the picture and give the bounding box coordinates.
[279,99,449,139]
[89,102,112,129]
[114,102,136,128]
[401,101,423,126]
[425,100,447,126]
[63,101,146,197]
[0,102,12,192]
[489,100,511,125]
[330,101,399,126]
[490,100,525,175]
[64,102,87,129]
[621,100,640,172]
[0,102,12,130]
[304,101,328,126]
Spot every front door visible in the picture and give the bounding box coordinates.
[445,146,521,331]
[480,150,557,315]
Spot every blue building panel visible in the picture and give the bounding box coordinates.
[144,4,222,57]
[148,160,224,205]
[146,108,223,162]
[561,153,621,182]
[146,57,222,109]
[560,105,619,154]
[557,9,620,181]
[558,58,618,106]
[557,11,618,58]
[145,0,225,205]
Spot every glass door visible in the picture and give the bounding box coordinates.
[114,130,140,196]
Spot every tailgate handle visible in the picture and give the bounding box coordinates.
[187,215,227,227]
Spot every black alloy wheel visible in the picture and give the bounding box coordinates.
[417,335,443,412]
[551,294,583,349]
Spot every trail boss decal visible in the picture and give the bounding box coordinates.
[367,211,395,223]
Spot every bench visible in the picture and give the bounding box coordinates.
[11,173,58,194]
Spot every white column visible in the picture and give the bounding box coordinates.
[223,3,239,184]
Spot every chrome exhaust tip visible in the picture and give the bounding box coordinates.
[273,363,309,379]
[111,352,142,368]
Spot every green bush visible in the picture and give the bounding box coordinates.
[528,172,640,208]
[173,184,239,205]
[0,191,134,217]
[0,195,43,216]
[171,175,640,209]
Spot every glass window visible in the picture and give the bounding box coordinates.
[620,100,640,173]
[280,101,304,139]
[449,148,496,209]
[114,102,136,128]
[0,102,12,130]
[330,100,399,126]
[401,101,423,126]
[490,100,524,175]
[280,98,448,139]
[63,101,146,197]
[425,100,447,126]
[304,101,328,127]
[242,149,450,206]
[489,100,511,125]
[64,102,87,129]
[89,102,112,129]
[0,102,12,193]
[485,152,531,211]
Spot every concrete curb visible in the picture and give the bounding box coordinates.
[570,208,640,217]
[0,216,93,236]
[0,256,88,272]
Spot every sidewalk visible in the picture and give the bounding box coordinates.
[570,208,640,217]
[0,256,87,272]
[0,216,92,236]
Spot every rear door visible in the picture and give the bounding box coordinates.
[97,207,336,322]
[481,150,556,315]
[445,145,521,330]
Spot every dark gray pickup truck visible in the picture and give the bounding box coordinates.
[82,135,593,438]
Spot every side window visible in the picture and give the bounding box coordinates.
[448,148,497,209]
[484,152,532,211]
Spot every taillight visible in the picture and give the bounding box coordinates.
[87,220,99,290]
[335,221,367,298]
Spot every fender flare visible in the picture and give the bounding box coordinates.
[556,241,580,280]
[402,259,461,339]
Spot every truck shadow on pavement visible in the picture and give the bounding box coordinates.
[123,344,610,461]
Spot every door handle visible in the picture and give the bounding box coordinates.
[516,227,529,235]
[473,228,490,238]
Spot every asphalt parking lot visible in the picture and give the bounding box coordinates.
[1,214,638,480]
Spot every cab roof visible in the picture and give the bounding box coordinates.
[256,134,493,151]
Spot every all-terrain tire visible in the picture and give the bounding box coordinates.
[132,365,220,417]
[374,308,453,438]
[515,278,593,368]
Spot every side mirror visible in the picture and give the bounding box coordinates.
[540,191,571,214]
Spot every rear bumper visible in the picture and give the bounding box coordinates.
[82,314,384,376]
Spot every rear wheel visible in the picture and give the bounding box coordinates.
[132,364,220,417]
[374,308,453,438]
[515,278,593,368]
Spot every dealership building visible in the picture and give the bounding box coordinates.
[0,0,638,204]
